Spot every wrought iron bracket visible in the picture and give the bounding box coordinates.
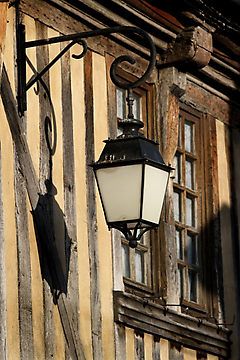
[16,23,156,116]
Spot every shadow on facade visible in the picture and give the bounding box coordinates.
[32,104,71,302]
[33,180,71,302]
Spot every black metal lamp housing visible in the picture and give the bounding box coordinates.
[92,117,172,248]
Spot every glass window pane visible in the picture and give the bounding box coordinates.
[174,191,181,222]
[186,196,195,227]
[122,243,130,278]
[186,234,198,264]
[135,250,144,283]
[173,153,181,184]
[132,93,141,119]
[176,228,183,260]
[178,266,184,299]
[186,159,194,189]
[117,88,125,119]
[185,121,193,153]
[188,270,198,302]
[178,115,182,147]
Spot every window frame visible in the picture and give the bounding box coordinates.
[173,103,207,314]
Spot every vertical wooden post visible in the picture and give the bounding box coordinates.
[158,67,186,306]
[0,3,11,358]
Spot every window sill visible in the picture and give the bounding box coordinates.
[113,291,230,358]
[123,277,154,295]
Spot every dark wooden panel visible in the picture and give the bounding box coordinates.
[169,342,183,360]
[15,164,34,359]
[152,339,160,360]
[61,45,80,359]
[84,50,103,359]
[135,333,144,360]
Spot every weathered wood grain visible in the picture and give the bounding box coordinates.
[152,338,160,360]
[92,52,115,360]
[70,44,93,360]
[0,144,7,360]
[169,342,184,360]
[0,9,9,356]
[114,324,126,360]
[35,21,55,359]
[84,50,103,360]
[15,165,34,360]
[61,44,80,360]
[135,333,144,360]
[13,11,35,360]
[158,67,186,306]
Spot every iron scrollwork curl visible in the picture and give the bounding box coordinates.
[23,25,156,96]
[107,27,156,89]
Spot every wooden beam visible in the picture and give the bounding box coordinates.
[0,64,86,360]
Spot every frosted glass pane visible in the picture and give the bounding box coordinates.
[135,250,144,283]
[186,234,197,264]
[176,228,183,259]
[174,191,181,222]
[185,121,193,153]
[142,165,169,224]
[188,270,198,302]
[117,88,125,119]
[186,159,194,189]
[96,164,142,222]
[122,244,130,278]
[186,196,195,227]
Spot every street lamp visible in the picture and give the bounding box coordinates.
[16,24,172,247]
[92,90,172,248]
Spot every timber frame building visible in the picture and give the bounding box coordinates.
[0,0,240,359]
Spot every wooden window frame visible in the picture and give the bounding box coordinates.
[173,103,209,315]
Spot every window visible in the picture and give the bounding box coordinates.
[116,86,152,288]
[173,106,204,307]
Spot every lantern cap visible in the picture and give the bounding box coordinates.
[93,135,173,172]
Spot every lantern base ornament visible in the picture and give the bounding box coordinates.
[109,222,158,248]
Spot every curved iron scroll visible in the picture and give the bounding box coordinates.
[19,25,156,114]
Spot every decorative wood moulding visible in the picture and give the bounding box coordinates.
[163,26,212,69]
[113,291,230,358]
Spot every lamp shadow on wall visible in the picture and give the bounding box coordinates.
[32,112,71,303]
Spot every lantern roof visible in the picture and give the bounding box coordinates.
[94,135,173,171]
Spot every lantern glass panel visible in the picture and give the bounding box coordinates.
[95,164,142,223]
[142,164,169,224]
